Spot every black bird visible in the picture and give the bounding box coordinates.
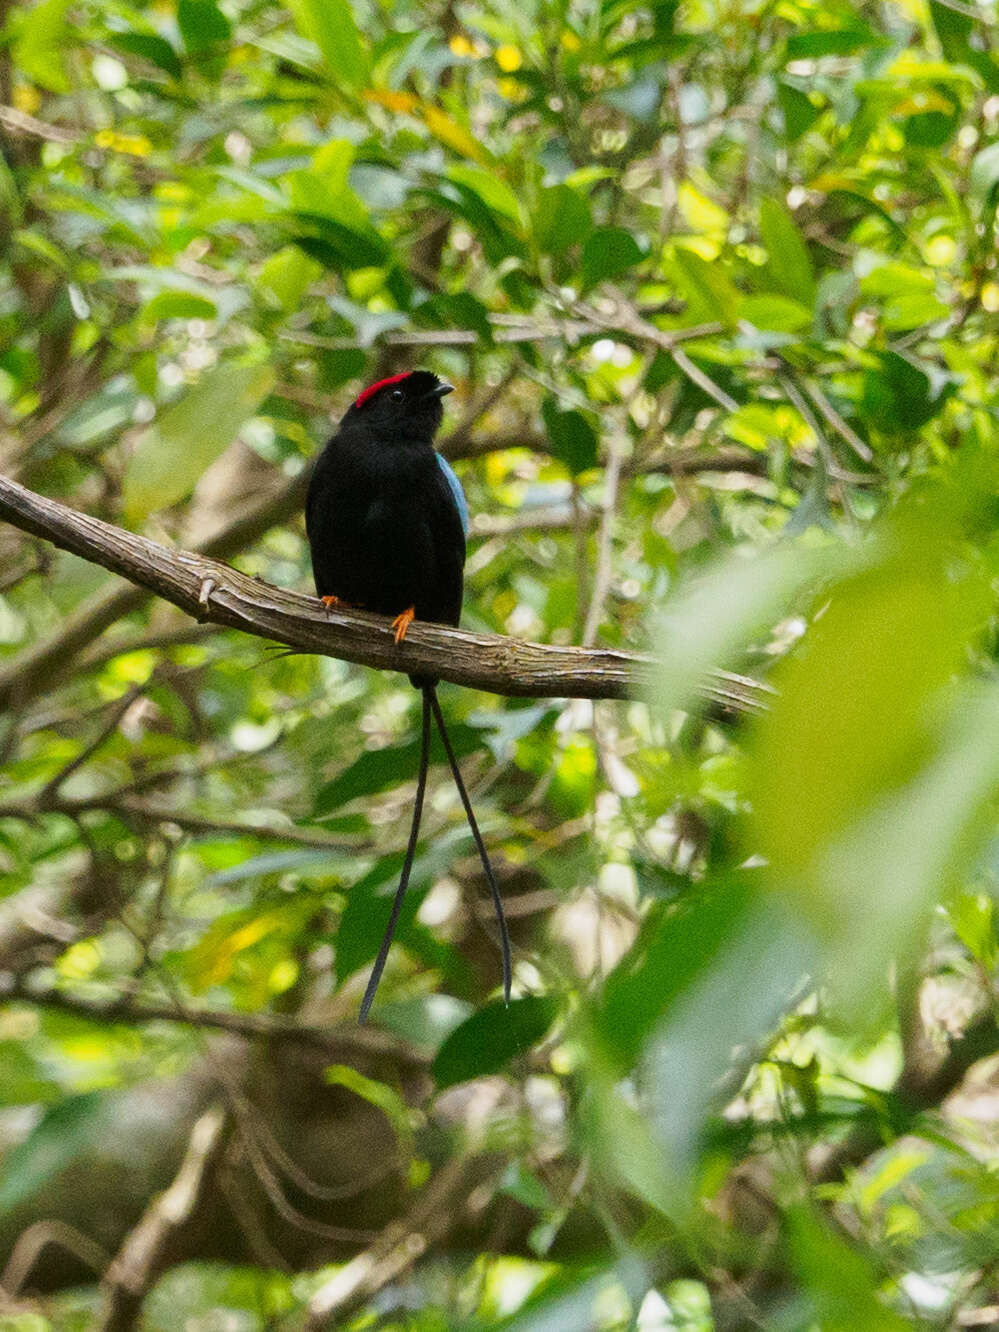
[306,369,512,1022]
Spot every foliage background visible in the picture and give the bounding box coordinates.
[2,0,999,1326]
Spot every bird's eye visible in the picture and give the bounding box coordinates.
[390,388,404,402]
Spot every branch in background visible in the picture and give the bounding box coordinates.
[303,1155,504,1331]
[0,469,308,712]
[811,1012,999,1184]
[115,800,367,849]
[0,472,772,713]
[3,977,429,1070]
[97,1107,229,1332]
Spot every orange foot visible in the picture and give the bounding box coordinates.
[392,606,416,644]
[321,594,358,611]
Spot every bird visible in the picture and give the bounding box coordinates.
[306,369,512,1022]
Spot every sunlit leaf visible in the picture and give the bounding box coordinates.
[122,362,275,520]
[286,0,368,88]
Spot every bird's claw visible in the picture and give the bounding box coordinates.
[392,606,416,644]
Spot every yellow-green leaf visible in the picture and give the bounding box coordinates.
[123,362,275,521]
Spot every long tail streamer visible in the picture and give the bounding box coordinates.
[428,687,512,1007]
[358,687,432,1024]
[358,686,513,1023]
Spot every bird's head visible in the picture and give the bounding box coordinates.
[345,370,454,442]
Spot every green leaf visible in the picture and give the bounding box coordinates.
[122,362,275,520]
[787,1207,912,1331]
[759,198,815,307]
[740,293,812,332]
[749,517,994,1011]
[859,262,949,330]
[541,398,599,476]
[581,227,643,291]
[970,141,999,207]
[447,164,524,229]
[285,0,368,89]
[859,350,956,433]
[671,246,740,326]
[786,26,879,58]
[0,1092,104,1213]
[947,891,997,969]
[107,32,183,79]
[256,245,321,313]
[534,184,592,255]
[0,1041,60,1106]
[777,78,822,141]
[596,880,756,1073]
[313,722,483,818]
[141,291,218,323]
[177,0,231,56]
[326,1065,414,1158]
[13,0,73,92]
[432,996,558,1088]
[335,832,468,983]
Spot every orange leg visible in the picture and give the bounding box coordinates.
[391,606,416,644]
[320,594,359,610]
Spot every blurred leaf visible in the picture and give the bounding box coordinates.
[970,141,999,207]
[651,542,830,716]
[122,362,275,520]
[859,262,948,330]
[787,1207,911,1331]
[671,247,740,326]
[326,1064,414,1159]
[759,198,815,307]
[595,879,754,1073]
[107,31,183,79]
[12,0,72,92]
[376,994,474,1050]
[786,26,880,58]
[0,1041,60,1106]
[541,398,599,476]
[432,996,558,1088]
[204,848,342,887]
[335,829,469,984]
[859,350,956,433]
[286,0,368,88]
[313,721,482,818]
[750,521,994,1010]
[948,891,997,968]
[256,244,321,313]
[0,1092,104,1213]
[535,184,592,254]
[177,0,231,56]
[778,78,823,140]
[141,291,218,323]
[741,293,812,332]
[447,164,523,228]
[581,227,643,291]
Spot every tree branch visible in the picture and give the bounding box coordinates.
[3,977,429,1070]
[303,1155,504,1330]
[97,1107,229,1332]
[0,472,771,712]
[0,469,308,711]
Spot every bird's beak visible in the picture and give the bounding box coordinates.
[428,381,455,399]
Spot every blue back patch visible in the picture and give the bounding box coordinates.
[437,453,469,536]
